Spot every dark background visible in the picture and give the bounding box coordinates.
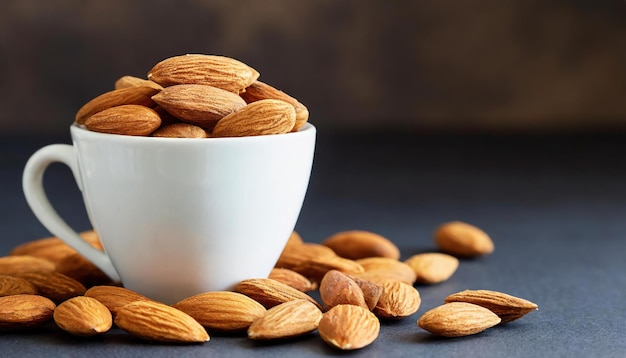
[2,0,626,135]
[2,2,626,357]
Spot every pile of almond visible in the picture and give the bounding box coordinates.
[0,221,537,350]
[74,54,309,138]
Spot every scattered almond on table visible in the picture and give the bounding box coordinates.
[172,291,266,333]
[444,289,538,323]
[404,252,459,284]
[247,299,322,341]
[417,302,501,337]
[0,220,538,349]
[114,300,210,343]
[318,304,380,350]
[0,294,56,331]
[435,221,495,257]
[53,296,112,336]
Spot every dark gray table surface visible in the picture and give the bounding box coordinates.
[2,129,626,357]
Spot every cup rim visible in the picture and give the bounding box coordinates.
[70,122,316,143]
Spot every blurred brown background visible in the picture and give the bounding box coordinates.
[1,0,626,135]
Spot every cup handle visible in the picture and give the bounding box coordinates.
[22,144,121,282]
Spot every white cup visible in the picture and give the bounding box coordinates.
[23,123,316,303]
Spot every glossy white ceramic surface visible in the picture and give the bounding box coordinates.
[23,123,316,303]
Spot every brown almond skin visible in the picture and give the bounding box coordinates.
[77,230,104,250]
[0,255,56,275]
[211,99,296,138]
[418,302,501,337]
[152,84,246,129]
[285,231,304,246]
[55,253,113,288]
[84,285,152,316]
[373,281,421,320]
[350,270,405,286]
[435,221,494,257]
[248,299,322,340]
[356,257,417,285]
[319,270,368,311]
[115,75,163,90]
[151,122,208,138]
[75,86,160,124]
[275,242,336,271]
[322,230,401,260]
[152,105,180,127]
[115,300,209,343]
[291,255,365,284]
[235,278,322,310]
[318,304,380,350]
[444,289,538,323]
[240,80,309,131]
[84,104,162,136]
[0,294,56,331]
[0,275,38,297]
[147,54,259,93]
[404,252,459,285]
[54,296,112,336]
[16,272,86,303]
[345,274,383,311]
[269,268,316,292]
[172,291,266,333]
[10,232,102,266]
[10,237,77,265]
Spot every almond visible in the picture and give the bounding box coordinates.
[285,230,304,247]
[115,75,163,90]
[0,255,55,275]
[291,255,365,283]
[373,281,421,320]
[349,270,404,286]
[151,84,246,129]
[355,257,417,285]
[147,54,259,93]
[418,302,501,337]
[0,294,56,331]
[77,230,104,250]
[404,252,459,284]
[269,268,316,292]
[9,237,77,264]
[84,285,152,316]
[235,278,321,310]
[211,99,296,138]
[75,86,160,124]
[53,296,112,336]
[345,274,383,311]
[322,230,400,260]
[318,304,380,350]
[84,104,162,136]
[0,275,38,297]
[172,291,266,333]
[153,105,180,127]
[435,221,494,257]
[55,253,113,288]
[11,231,104,264]
[16,272,86,302]
[151,122,208,138]
[275,242,336,271]
[115,300,209,343]
[248,299,322,340]
[319,270,368,310]
[240,80,309,131]
[444,289,538,323]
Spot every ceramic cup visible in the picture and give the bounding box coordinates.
[22,123,316,303]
